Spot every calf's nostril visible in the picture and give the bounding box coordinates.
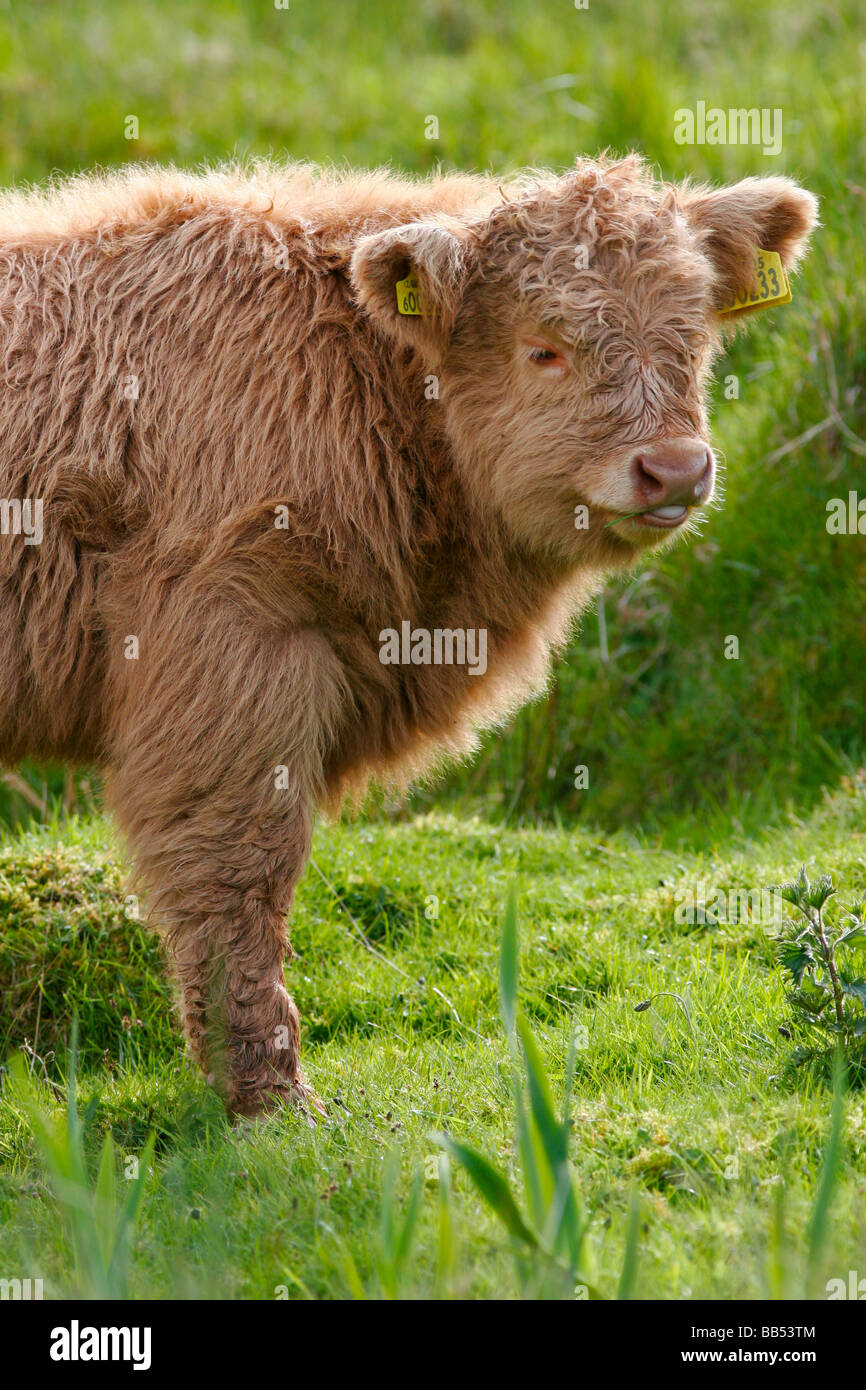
[633,454,666,498]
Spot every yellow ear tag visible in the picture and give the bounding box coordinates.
[395,270,426,316]
[718,247,792,316]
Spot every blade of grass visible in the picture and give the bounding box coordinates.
[432,1133,538,1248]
[617,1192,641,1301]
[805,1050,846,1296]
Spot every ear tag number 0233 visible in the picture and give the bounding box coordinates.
[718,247,792,316]
[396,270,426,316]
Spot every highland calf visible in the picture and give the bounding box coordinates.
[0,157,816,1113]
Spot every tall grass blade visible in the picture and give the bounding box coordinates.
[499,884,519,1042]
[805,1050,846,1297]
[617,1192,641,1301]
[432,1133,538,1247]
[435,1153,455,1298]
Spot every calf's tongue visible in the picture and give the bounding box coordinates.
[648,504,688,519]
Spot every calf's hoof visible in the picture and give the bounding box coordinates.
[225,1071,327,1122]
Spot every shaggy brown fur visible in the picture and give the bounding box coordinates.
[0,156,816,1114]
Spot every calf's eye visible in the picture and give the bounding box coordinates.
[521,335,569,377]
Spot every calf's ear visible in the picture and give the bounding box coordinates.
[680,176,818,320]
[350,220,471,358]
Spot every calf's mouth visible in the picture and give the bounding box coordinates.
[632,503,692,528]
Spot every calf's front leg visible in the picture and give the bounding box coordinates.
[150,798,316,1116]
[107,610,345,1115]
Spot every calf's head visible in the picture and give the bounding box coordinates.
[351,156,817,568]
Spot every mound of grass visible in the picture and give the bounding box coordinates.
[0,826,173,1069]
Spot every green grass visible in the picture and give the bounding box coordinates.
[1,777,865,1298]
[0,0,864,1299]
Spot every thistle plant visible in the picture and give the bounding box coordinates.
[775,866,866,1059]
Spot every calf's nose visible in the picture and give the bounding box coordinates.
[631,438,715,508]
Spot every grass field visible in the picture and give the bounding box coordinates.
[1,779,865,1298]
[0,0,864,1300]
